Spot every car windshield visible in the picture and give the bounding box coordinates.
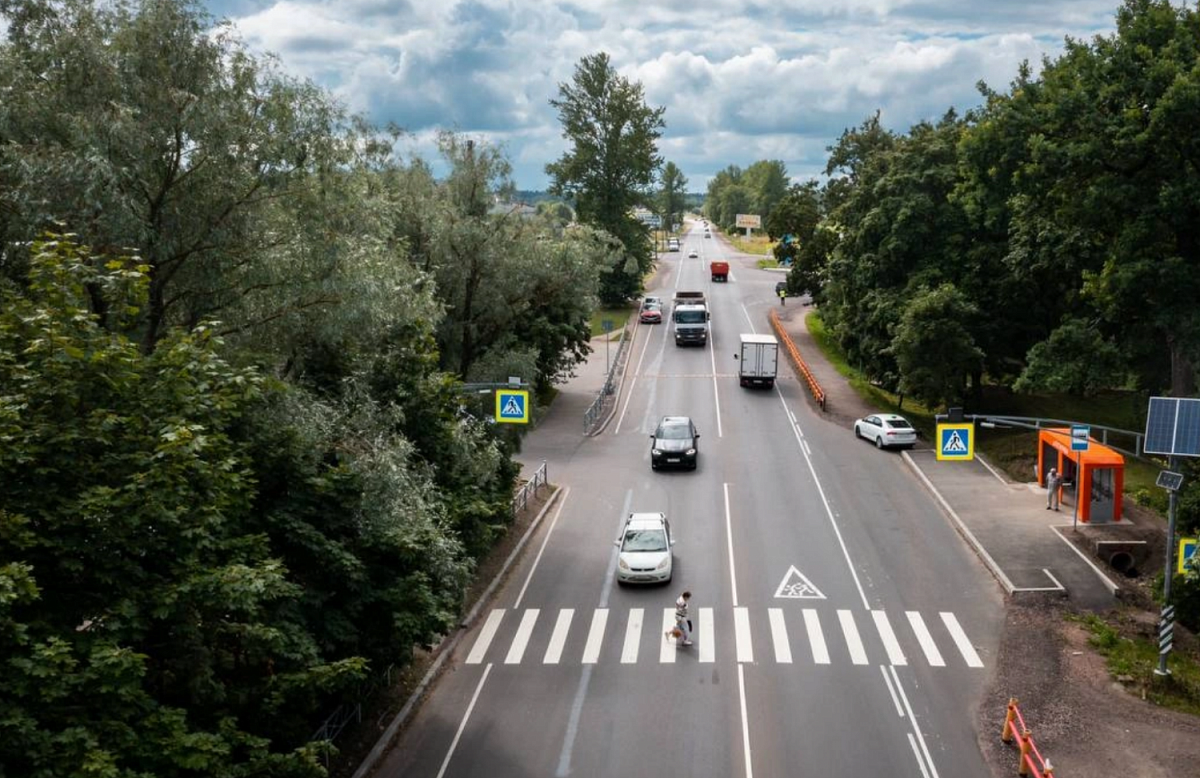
[887,419,913,429]
[675,310,706,323]
[623,528,667,552]
[656,423,692,440]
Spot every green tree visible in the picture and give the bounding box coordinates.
[546,52,665,305]
[742,160,789,223]
[891,284,985,407]
[1013,318,1125,396]
[658,161,689,234]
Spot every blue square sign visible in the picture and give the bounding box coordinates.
[1071,425,1090,451]
[495,389,530,424]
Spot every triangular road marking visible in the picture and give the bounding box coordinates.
[773,565,826,599]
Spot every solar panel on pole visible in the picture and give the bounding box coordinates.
[1144,397,1200,457]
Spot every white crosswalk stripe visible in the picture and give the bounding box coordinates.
[464,606,984,669]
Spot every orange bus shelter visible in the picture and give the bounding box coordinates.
[1037,428,1125,523]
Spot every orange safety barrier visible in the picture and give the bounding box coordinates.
[769,309,826,411]
[1001,698,1056,777]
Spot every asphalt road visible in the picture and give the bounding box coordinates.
[381,222,1005,778]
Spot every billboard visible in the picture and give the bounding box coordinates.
[735,214,762,229]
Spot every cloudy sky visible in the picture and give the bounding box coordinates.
[201,0,1123,191]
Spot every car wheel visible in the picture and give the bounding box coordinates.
[854,425,861,439]
[689,461,697,471]
[875,436,884,449]
[651,463,658,471]
[616,579,627,588]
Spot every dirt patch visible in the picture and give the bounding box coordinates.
[978,598,1200,778]
[327,484,558,778]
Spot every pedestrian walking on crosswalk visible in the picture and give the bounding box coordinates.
[666,591,693,646]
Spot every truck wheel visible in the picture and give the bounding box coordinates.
[765,379,774,389]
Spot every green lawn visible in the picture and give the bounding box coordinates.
[589,307,633,338]
[726,233,774,256]
[1076,613,1200,716]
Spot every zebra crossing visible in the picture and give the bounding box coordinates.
[464,606,985,669]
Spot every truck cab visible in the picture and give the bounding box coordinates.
[672,292,709,347]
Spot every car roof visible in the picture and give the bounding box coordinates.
[626,512,666,529]
[658,416,692,426]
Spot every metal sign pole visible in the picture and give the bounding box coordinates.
[1157,454,1180,676]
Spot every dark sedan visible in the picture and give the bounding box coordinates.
[650,416,699,471]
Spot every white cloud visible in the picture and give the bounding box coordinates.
[204,0,1121,188]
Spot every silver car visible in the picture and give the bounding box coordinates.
[615,513,674,585]
[854,413,917,449]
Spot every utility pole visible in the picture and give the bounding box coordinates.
[1156,454,1181,677]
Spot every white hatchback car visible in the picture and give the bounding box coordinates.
[614,513,674,585]
[854,413,918,450]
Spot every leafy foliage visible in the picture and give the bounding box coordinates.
[657,161,689,234]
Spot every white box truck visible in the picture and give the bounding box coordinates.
[736,334,778,388]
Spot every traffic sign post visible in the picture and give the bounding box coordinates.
[1177,537,1197,575]
[936,423,974,461]
[495,389,530,424]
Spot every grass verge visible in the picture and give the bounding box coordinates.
[726,233,774,256]
[589,307,632,338]
[1076,613,1200,716]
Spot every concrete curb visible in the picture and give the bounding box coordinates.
[352,484,565,778]
[1049,525,1122,596]
[902,450,1018,596]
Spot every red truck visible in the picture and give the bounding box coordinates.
[710,260,729,282]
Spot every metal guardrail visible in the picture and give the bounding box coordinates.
[967,414,1145,460]
[769,309,826,410]
[584,322,633,434]
[512,460,548,517]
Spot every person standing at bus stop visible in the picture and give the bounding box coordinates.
[1046,467,1062,511]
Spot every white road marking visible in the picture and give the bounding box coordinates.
[581,609,608,664]
[776,390,871,610]
[514,489,570,608]
[768,608,792,663]
[838,609,869,665]
[879,664,905,718]
[740,303,756,333]
[612,321,654,435]
[435,663,493,778]
[803,609,830,665]
[738,664,755,778]
[773,565,827,599]
[890,666,941,778]
[660,608,678,662]
[906,611,945,667]
[505,609,539,664]
[724,483,740,607]
[621,608,643,664]
[940,612,984,668]
[708,316,722,438]
[544,609,573,664]
[872,610,908,666]
[466,609,504,665]
[699,607,715,662]
[599,491,633,609]
[735,607,754,663]
[908,733,933,778]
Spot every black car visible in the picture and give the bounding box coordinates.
[650,416,699,471]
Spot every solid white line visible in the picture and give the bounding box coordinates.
[581,609,608,664]
[879,664,904,717]
[708,321,723,438]
[724,483,740,607]
[505,609,539,664]
[544,609,573,664]
[890,667,941,778]
[803,609,830,664]
[768,608,792,663]
[621,608,643,664]
[975,452,1009,485]
[699,607,715,662]
[1049,524,1121,594]
[906,611,945,667]
[740,303,757,333]
[735,607,754,663]
[839,610,869,665]
[613,325,655,435]
[908,733,933,778]
[801,438,811,457]
[738,664,755,778]
[872,610,908,666]
[661,609,677,663]
[514,488,570,608]
[466,609,505,665]
[1042,568,1066,591]
[599,491,633,609]
[435,663,493,778]
[940,612,984,668]
[777,390,871,610]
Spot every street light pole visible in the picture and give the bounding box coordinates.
[1157,454,1180,676]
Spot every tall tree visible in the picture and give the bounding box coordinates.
[546,52,665,304]
[742,160,790,223]
[658,161,689,234]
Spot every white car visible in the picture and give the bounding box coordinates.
[687,249,698,258]
[614,513,674,585]
[854,413,918,450]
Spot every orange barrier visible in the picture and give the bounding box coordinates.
[1001,698,1055,777]
[769,309,826,411]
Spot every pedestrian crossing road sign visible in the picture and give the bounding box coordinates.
[936,423,974,461]
[1180,537,1198,575]
[495,389,530,424]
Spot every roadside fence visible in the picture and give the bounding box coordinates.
[769,308,826,411]
[584,321,633,435]
[512,460,548,517]
[310,663,396,770]
[1001,698,1056,777]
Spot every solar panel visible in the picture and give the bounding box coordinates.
[1144,397,1200,457]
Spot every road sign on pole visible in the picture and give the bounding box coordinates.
[1071,425,1090,451]
[936,423,974,461]
[1178,538,1198,575]
[495,389,530,424]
